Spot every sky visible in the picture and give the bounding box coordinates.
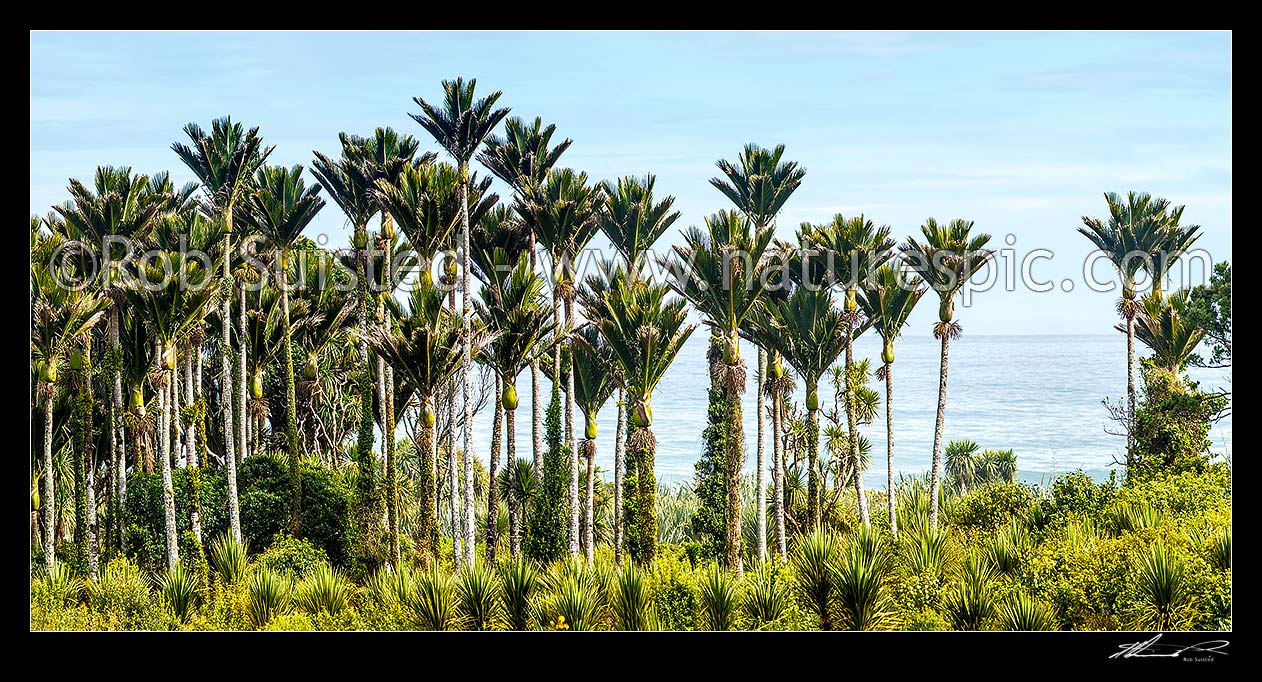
[29,30,1232,335]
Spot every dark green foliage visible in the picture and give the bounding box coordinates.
[1182,261,1230,367]
[691,381,736,561]
[237,454,350,565]
[1046,469,1116,523]
[1131,366,1229,480]
[501,557,537,631]
[611,562,653,631]
[624,424,659,565]
[526,385,568,564]
[122,468,228,573]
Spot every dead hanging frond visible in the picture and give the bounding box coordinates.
[187,323,207,348]
[1117,295,1142,321]
[724,356,747,394]
[933,320,962,341]
[35,381,58,403]
[296,378,317,401]
[583,438,597,460]
[555,278,576,304]
[248,396,271,420]
[875,363,890,382]
[628,426,656,454]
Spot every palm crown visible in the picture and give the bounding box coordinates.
[172,116,273,220]
[599,174,681,274]
[901,218,994,324]
[411,77,511,166]
[1127,291,1205,373]
[799,214,896,302]
[1078,191,1174,308]
[123,251,221,368]
[710,143,806,226]
[239,164,326,256]
[515,168,604,294]
[475,251,558,403]
[750,285,850,408]
[312,134,379,231]
[858,264,925,365]
[478,116,572,191]
[567,325,619,439]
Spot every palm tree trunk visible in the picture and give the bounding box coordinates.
[159,370,179,570]
[170,350,180,472]
[584,438,596,565]
[238,284,248,462]
[773,387,786,558]
[928,332,950,530]
[43,389,56,574]
[1126,315,1136,472]
[531,361,543,475]
[885,365,897,534]
[565,297,580,557]
[185,349,202,548]
[614,388,625,567]
[627,422,658,565]
[459,165,475,568]
[109,306,126,556]
[506,405,520,558]
[807,397,820,529]
[80,343,100,579]
[756,349,766,562]
[844,319,870,528]
[221,216,240,543]
[725,366,744,578]
[280,263,302,537]
[487,375,503,564]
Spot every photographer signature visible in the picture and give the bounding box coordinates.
[1110,634,1229,660]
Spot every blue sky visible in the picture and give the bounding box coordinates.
[30,30,1231,334]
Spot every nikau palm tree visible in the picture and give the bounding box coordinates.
[901,218,993,529]
[858,264,924,534]
[475,250,556,561]
[1080,191,1176,469]
[516,168,604,557]
[479,116,573,484]
[596,174,679,566]
[411,77,510,567]
[239,164,325,535]
[1129,292,1205,373]
[173,117,272,543]
[566,325,618,565]
[124,252,220,570]
[584,273,695,565]
[802,214,895,528]
[751,285,849,529]
[711,143,805,561]
[667,209,774,576]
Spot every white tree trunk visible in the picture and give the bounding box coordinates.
[43,393,56,574]
[585,440,595,565]
[566,298,579,557]
[756,349,766,561]
[531,361,543,475]
[928,332,950,530]
[1126,316,1136,471]
[221,219,239,542]
[110,306,125,558]
[160,372,179,570]
[185,349,201,546]
[459,171,475,567]
[614,388,625,566]
[238,284,248,463]
[773,389,785,558]
[885,365,897,535]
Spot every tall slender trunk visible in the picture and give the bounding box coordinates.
[531,361,543,475]
[614,388,625,566]
[565,297,579,557]
[584,438,596,565]
[928,332,950,530]
[385,364,397,567]
[773,388,786,558]
[885,365,896,535]
[43,390,56,573]
[186,346,201,547]
[844,316,870,528]
[1126,315,1136,472]
[276,254,301,539]
[221,214,240,543]
[415,401,437,566]
[81,343,100,578]
[756,349,766,562]
[352,228,378,567]
[724,361,744,578]
[109,306,126,557]
[487,375,503,564]
[806,379,820,529]
[238,284,247,463]
[159,369,179,570]
[170,350,180,472]
[459,164,475,567]
[506,405,520,558]
[449,401,461,566]
[627,421,658,565]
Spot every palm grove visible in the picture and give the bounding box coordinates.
[31,78,1230,631]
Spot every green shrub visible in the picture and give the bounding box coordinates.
[1045,470,1115,524]
[650,546,698,631]
[611,561,653,631]
[743,560,791,629]
[792,528,841,630]
[294,563,350,617]
[944,558,996,630]
[255,535,330,580]
[950,482,1036,534]
[408,568,457,630]
[835,534,895,630]
[900,608,951,631]
[997,591,1058,631]
[1127,540,1193,630]
[456,561,503,630]
[247,568,292,629]
[208,533,249,584]
[500,557,537,631]
[155,564,201,623]
[239,454,350,565]
[84,557,164,630]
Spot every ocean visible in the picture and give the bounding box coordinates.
[467,333,1232,489]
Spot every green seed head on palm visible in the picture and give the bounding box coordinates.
[900,218,993,324]
[478,116,572,192]
[598,174,680,274]
[411,77,511,166]
[172,116,273,219]
[710,142,807,227]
